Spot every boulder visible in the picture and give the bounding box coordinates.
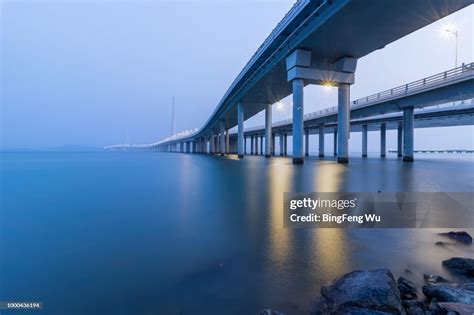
[458,281,474,292]
[437,302,474,314]
[404,306,424,315]
[397,277,417,300]
[439,231,472,244]
[442,257,474,277]
[424,274,450,284]
[319,269,406,314]
[422,283,474,304]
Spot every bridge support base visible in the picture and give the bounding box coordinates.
[293,157,304,164]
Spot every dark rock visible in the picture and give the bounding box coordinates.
[442,257,474,277]
[458,281,474,292]
[319,269,406,314]
[422,283,474,304]
[439,231,472,244]
[402,300,423,309]
[424,274,450,284]
[405,306,424,315]
[398,277,418,300]
[437,302,474,314]
[435,241,446,246]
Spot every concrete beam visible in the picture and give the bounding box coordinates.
[287,67,355,85]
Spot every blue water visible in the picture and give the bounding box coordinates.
[1,152,473,314]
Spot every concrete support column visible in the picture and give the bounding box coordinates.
[292,79,304,164]
[362,124,368,158]
[333,130,337,156]
[225,129,229,154]
[237,102,244,158]
[305,129,309,156]
[279,134,284,156]
[403,107,414,162]
[265,103,272,158]
[219,121,225,156]
[397,122,403,157]
[319,124,325,158]
[284,134,288,156]
[271,133,275,155]
[255,135,259,155]
[259,135,263,156]
[244,137,247,155]
[210,130,215,154]
[380,123,386,158]
[251,136,254,155]
[337,83,350,163]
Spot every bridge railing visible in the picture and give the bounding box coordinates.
[351,62,473,109]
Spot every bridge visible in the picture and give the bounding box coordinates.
[106,0,473,163]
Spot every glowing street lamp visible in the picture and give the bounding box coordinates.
[442,25,459,68]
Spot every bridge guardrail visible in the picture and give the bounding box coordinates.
[352,62,473,109]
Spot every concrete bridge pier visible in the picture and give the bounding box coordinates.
[403,107,414,162]
[337,83,350,163]
[305,129,309,156]
[225,129,230,154]
[362,124,368,158]
[284,134,288,156]
[397,122,403,157]
[271,133,275,156]
[260,135,263,155]
[333,130,337,156]
[380,123,386,158]
[251,136,254,155]
[265,103,272,158]
[210,130,215,154]
[219,121,225,156]
[279,134,284,156]
[237,102,244,158]
[244,136,247,155]
[291,79,305,163]
[319,125,325,158]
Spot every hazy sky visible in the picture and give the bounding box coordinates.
[1,1,473,150]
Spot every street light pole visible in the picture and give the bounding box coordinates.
[444,28,458,68]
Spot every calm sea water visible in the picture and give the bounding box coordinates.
[1,152,473,314]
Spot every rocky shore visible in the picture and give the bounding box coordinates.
[261,231,474,315]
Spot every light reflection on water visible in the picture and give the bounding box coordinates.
[0,152,473,315]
